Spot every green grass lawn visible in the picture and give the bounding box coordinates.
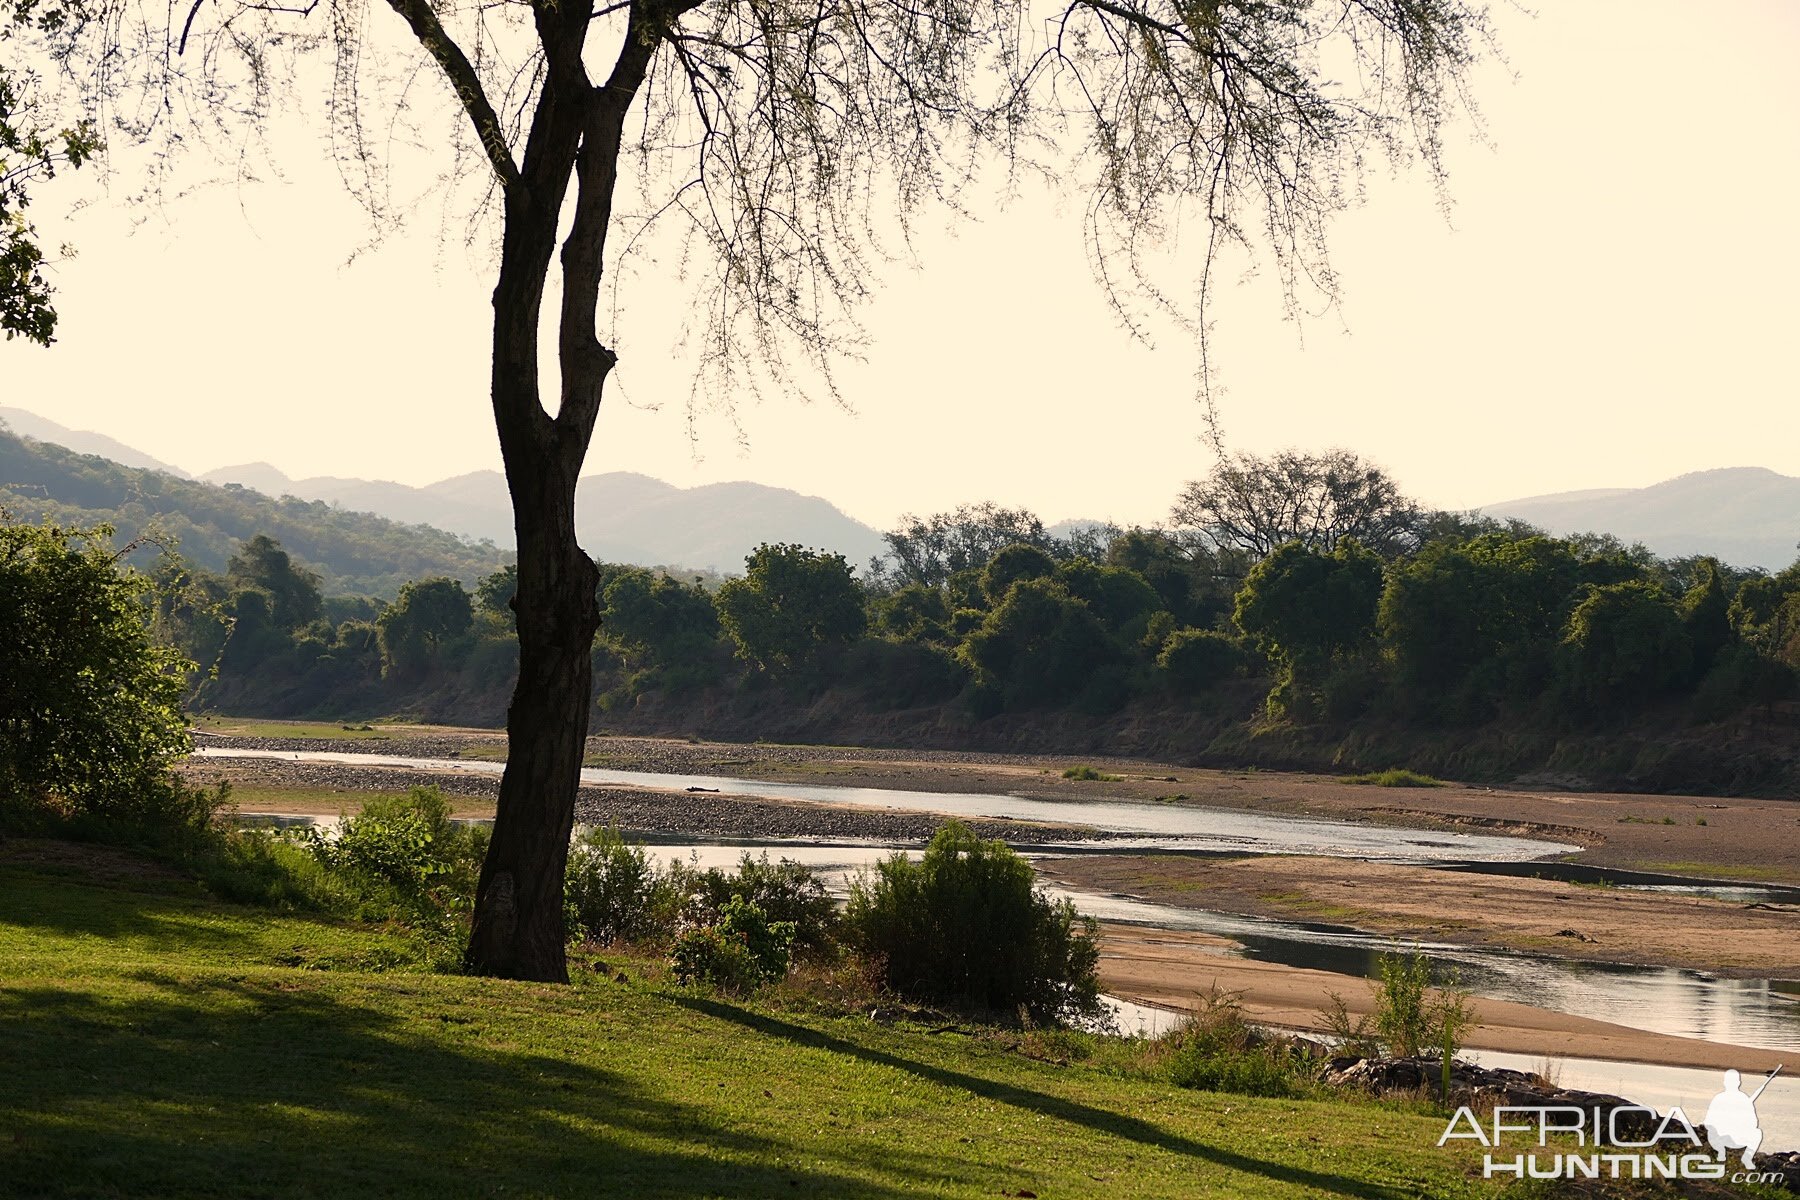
[1,844,1520,1199]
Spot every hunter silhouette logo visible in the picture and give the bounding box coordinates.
[1438,1061,1788,1184]
[1704,1066,1779,1168]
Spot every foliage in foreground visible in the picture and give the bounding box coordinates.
[846,821,1102,1025]
[1321,952,1475,1062]
[0,516,194,831]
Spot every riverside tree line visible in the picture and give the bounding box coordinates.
[130,449,1800,735]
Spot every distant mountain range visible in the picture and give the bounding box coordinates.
[12,405,1795,576]
[0,428,509,597]
[0,407,192,478]
[198,463,890,572]
[1483,467,1800,570]
[2,406,889,574]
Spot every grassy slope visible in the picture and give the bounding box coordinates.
[0,848,1509,1200]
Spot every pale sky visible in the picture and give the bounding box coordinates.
[5,1,1798,531]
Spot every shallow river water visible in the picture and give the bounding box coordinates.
[198,747,1576,860]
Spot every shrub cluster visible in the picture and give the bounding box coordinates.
[845,821,1102,1025]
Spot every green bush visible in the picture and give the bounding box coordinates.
[843,639,969,709]
[194,826,345,911]
[668,923,764,992]
[846,822,1101,1024]
[1160,988,1311,1098]
[1692,644,1796,721]
[670,897,796,992]
[1371,952,1472,1058]
[1156,628,1242,696]
[683,852,838,952]
[0,518,195,832]
[312,788,478,897]
[304,788,487,962]
[565,826,679,945]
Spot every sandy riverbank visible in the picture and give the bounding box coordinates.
[1097,924,1788,1073]
[1044,853,1800,976]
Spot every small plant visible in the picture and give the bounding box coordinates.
[669,924,763,992]
[1161,987,1311,1098]
[1371,952,1473,1060]
[1338,769,1444,788]
[1318,991,1380,1057]
[309,787,482,904]
[1061,765,1121,782]
[300,786,487,968]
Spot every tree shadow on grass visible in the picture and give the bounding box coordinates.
[0,859,419,973]
[679,997,1420,1200]
[0,975,956,1199]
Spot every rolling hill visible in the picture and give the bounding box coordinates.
[0,429,510,597]
[2,404,891,587]
[0,407,192,477]
[1483,467,1800,571]
[199,463,890,571]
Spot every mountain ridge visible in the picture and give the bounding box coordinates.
[0,407,193,478]
[198,459,890,570]
[1483,466,1800,570]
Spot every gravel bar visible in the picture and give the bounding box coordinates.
[180,748,1118,845]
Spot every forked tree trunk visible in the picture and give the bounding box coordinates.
[460,27,653,979]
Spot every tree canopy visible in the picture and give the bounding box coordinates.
[0,11,99,345]
[1174,449,1425,559]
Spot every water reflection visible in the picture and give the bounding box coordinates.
[199,747,1578,861]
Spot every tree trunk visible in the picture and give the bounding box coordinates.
[462,176,599,981]
[463,435,600,980]
[460,11,655,982]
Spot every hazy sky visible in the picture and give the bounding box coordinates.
[6,1,1798,531]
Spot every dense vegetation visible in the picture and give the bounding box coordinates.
[14,443,1800,790]
[0,426,509,595]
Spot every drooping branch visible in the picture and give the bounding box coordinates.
[381,0,521,189]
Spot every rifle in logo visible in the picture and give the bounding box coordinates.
[1704,1064,1781,1168]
